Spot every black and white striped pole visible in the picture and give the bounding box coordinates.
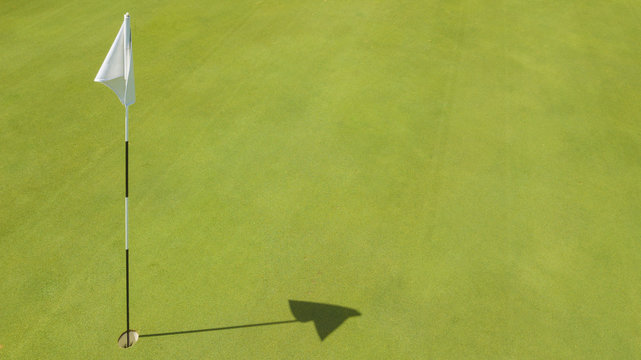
[125,106,130,345]
[119,14,138,348]
[120,104,138,348]
[94,12,138,348]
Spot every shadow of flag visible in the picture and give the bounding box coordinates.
[138,300,361,342]
[289,300,361,340]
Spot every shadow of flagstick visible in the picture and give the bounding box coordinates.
[139,320,298,338]
[139,300,361,341]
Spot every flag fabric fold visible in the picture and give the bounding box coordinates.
[95,14,135,106]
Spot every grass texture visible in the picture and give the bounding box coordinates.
[1,0,641,358]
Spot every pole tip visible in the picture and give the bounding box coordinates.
[125,12,130,18]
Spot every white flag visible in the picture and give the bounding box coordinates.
[95,13,135,106]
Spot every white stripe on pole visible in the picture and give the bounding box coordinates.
[125,106,129,141]
[125,197,129,250]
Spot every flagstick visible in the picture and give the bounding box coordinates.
[96,12,137,348]
[125,105,130,347]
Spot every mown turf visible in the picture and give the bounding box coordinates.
[2,0,641,358]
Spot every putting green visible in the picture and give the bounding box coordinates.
[1,0,641,358]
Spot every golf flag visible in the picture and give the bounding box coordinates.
[95,13,135,106]
[95,13,137,348]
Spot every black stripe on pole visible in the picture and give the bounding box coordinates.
[125,141,129,197]
[126,248,130,345]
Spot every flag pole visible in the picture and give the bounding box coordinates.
[95,12,137,348]
[125,104,130,347]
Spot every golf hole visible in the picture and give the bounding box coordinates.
[118,330,139,348]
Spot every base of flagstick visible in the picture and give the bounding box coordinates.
[118,330,139,348]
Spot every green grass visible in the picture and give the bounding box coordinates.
[2,0,641,358]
